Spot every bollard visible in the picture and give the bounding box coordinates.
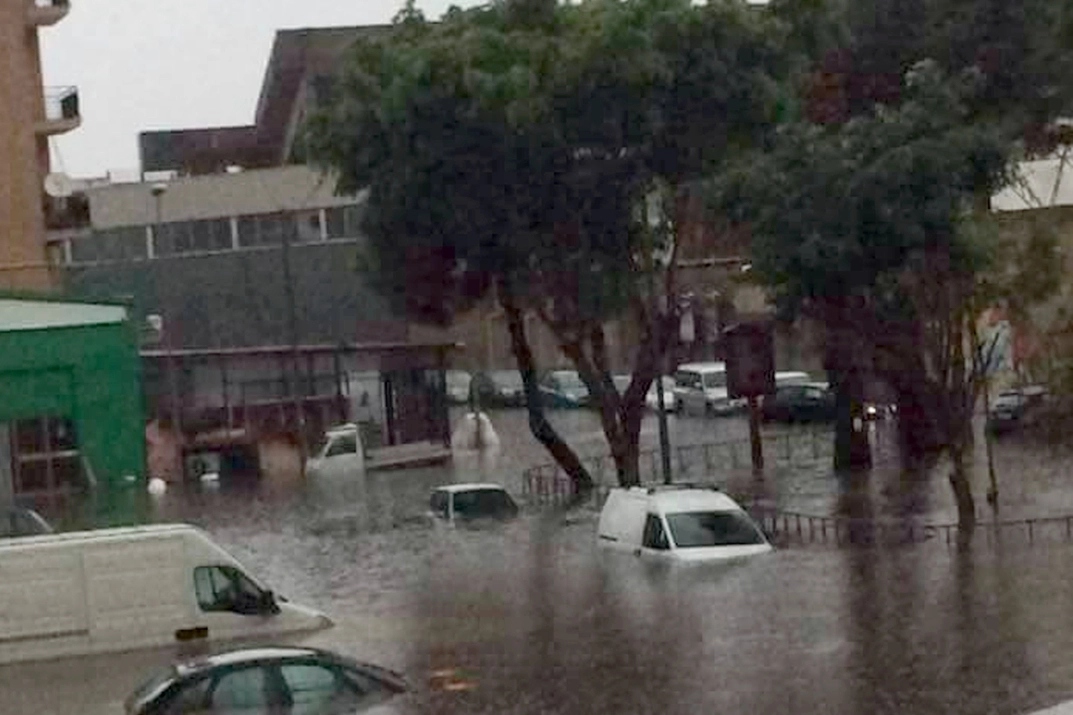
[1028,520,1034,544]
[704,445,713,474]
[796,514,802,538]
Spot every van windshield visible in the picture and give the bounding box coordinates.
[702,372,727,389]
[665,511,765,547]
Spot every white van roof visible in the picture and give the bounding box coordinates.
[676,362,726,374]
[0,523,202,551]
[611,485,743,514]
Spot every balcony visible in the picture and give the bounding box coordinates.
[35,86,80,136]
[27,0,70,27]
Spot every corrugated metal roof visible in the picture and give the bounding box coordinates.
[0,298,126,332]
[993,156,1073,212]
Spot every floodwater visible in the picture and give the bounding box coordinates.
[4,408,1073,714]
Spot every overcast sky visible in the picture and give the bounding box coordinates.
[40,0,477,179]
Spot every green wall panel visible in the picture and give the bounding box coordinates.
[0,321,145,491]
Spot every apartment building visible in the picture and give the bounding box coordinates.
[0,0,78,291]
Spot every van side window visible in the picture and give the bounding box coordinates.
[642,514,670,550]
[194,565,264,613]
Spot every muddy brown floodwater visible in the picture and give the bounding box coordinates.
[4,408,1073,714]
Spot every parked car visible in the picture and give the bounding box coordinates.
[672,362,746,416]
[761,382,836,423]
[0,505,52,538]
[444,370,473,405]
[125,646,409,715]
[306,423,364,478]
[429,483,520,524]
[987,385,1049,435]
[597,484,771,562]
[471,369,526,407]
[539,370,590,408]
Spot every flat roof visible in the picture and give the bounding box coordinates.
[0,298,127,332]
[141,340,461,360]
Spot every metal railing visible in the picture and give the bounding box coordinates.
[751,506,1073,549]
[522,428,901,505]
[43,86,79,122]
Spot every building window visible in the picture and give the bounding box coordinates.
[325,204,365,240]
[154,218,232,257]
[237,213,289,248]
[69,226,148,263]
[293,209,322,243]
[11,416,83,507]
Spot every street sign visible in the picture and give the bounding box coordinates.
[724,322,775,399]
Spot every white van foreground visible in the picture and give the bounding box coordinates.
[0,524,332,665]
[598,486,772,562]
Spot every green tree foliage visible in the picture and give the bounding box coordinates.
[711,61,1046,527]
[307,0,787,490]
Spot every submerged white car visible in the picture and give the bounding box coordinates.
[429,483,520,524]
[598,485,771,562]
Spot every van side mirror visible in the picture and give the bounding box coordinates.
[258,590,281,615]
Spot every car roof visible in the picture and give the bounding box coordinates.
[676,362,726,373]
[609,485,743,513]
[175,647,327,676]
[433,483,509,494]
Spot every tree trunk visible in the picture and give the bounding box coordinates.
[501,293,594,497]
[948,443,977,532]
[832,368,872,472]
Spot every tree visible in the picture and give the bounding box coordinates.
[306,0,787,493]
[710,61,1035,528]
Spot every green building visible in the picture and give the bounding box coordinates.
[0,295,145,519]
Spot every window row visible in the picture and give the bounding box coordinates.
[64,205,365,265]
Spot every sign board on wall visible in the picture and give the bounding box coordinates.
[724,322,775,399]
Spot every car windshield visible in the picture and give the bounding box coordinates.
[490,371,523,388]
[452,489,518,520]
[702,372,727,389]
[665,511,766,547]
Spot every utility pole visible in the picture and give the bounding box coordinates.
[643,188,673,484]
[281,216,307,474]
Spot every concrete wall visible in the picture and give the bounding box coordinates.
[0,0,57,291]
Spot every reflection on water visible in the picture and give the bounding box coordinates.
[6,412,1073,713]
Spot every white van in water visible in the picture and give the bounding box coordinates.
[597,486,771,562]
[0,524,332,665]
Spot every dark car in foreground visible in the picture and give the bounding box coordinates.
[987,385,1048,435]
[762,382,836,423]
[125,646,410,715]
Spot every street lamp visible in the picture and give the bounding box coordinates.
[150,183,182,442]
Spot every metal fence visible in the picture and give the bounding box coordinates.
[752,506,1073,549]
[521,427,900,506]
